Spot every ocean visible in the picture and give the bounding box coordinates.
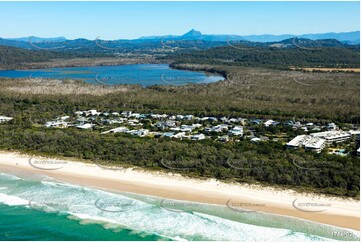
[0,171,359,241]
[0,64,224,87]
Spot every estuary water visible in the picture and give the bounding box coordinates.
[0,64,224,87]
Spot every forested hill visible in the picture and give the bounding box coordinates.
[0,45,111,70]
[0,45,56,68]
[168,42,360,69]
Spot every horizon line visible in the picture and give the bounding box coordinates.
[3,29,360,41]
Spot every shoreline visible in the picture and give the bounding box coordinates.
[0,150,359,230]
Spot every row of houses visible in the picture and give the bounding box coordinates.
[72,109,342,131]
[45,110,247,140]
[101,126,207,140]
[41,110,358,147]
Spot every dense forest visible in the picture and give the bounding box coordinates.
[168,45,360,69]
[0,45,114,69]
[1,38,360,70]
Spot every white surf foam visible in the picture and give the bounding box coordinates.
[0,193,29,206]
[0,172,357,241]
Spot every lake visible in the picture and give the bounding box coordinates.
[0,64,224,87]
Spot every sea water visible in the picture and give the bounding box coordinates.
[0,172,359,241]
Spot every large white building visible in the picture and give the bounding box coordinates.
[304,137,326,153]
[286,130,352,152]
[310,130,352,144]
[286,135,310,149]
[286,135,326,153]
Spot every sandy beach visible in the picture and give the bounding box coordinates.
[0,150,359,230]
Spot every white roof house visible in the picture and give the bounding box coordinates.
[251,137,261,142]
[121,111,132,117]
[264,120,275,127]
[184,115,194,120]
[59,116,70,121]
[88,110,100,116]
[76,123,95,129]
[191,123,203,129]
[180,124,197,132]
[101,127,129,134]
[228,126,243,136]
[218,135,230,142]
[191,133,206,140]
[173,132,186,139]
[206,125,228,133]
[132,129,149,137]
[45,121,69,128]
[0,116,13,123]
[326,123,337,131]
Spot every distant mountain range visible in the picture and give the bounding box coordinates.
[2,29,360,43]
[6,36,67,42]
[0,29,359,53]
[140,29,360,44]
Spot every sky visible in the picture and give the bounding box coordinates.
[0,1,359,40]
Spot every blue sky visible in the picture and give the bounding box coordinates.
[0,1,359,39]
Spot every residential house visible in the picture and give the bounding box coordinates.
[250,119,262,125]
[264,120,275,127]
[184,115,194,120]
[228,126,243,136]
[132,129,149,137]
[76,123,95,129]
[217,135,230,142]
[326,123,338,131]
[163,132,175,138]
[191,134,206,140]
[173,132,186,139]
[121,111,132,117]
[101,127,129,134]
[45,121,69,128]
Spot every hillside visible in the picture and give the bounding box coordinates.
[168,40,360,69]
[0,45,113,70]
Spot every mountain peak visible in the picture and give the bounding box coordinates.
[182,29,202,37]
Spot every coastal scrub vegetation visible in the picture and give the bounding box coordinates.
[0,123,359,198]
[0,65,358,123]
